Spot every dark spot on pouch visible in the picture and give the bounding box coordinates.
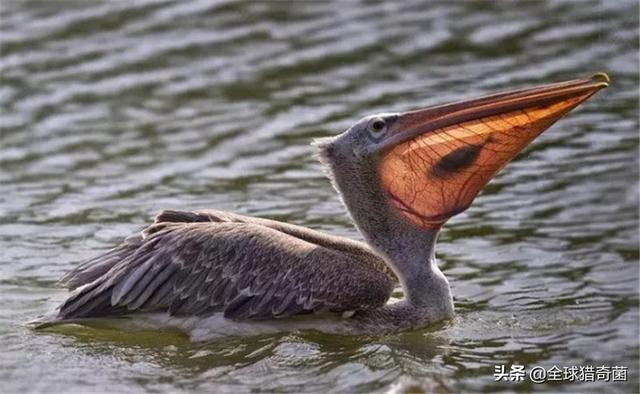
[431,143,483,177]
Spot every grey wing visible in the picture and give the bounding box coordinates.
[147,209,396,280]
[56,215,394,321]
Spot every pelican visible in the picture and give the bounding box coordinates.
[33,73,609,341]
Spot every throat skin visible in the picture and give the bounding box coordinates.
[317,138,454,330]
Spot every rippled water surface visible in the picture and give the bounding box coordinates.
[1,1,638,393]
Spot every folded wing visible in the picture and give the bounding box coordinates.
[56,210,394,321]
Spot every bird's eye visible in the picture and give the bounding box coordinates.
[367,117,387,139]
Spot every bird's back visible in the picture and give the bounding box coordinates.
[43,209,395,325]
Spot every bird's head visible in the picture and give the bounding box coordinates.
[314,73,609,233]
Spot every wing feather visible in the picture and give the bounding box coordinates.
[130,260,179,309]
[54,210,394,321]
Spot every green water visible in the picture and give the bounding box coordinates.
[1,1,638,393]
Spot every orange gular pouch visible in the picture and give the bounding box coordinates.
[379,74,609,230]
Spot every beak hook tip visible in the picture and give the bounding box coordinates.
[591,72,611,86]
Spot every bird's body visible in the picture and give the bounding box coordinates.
[51,210,398,334]
[33,74,609,341]
[42,209,451,340]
